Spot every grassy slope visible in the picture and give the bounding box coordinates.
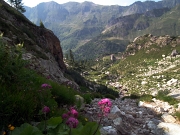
[83,35,180,96]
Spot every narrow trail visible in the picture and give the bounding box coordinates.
[82,98,180,135]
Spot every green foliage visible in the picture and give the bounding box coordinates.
[129,94,140,99]
[0,37,40,126]
[69,49,74,62]
[50,84,76,106]
[72,122,100,135]
[8,0,26,13]
[83,93,92,104]
[156,90,179,105]
[79,86,91,93]
[96,84,119,98]
[0,40,26,85]
[91,92,103,99]
[74,36,128,60]
[11,123,43,135]
[0,85,39,126]
[39,20,45,28]
[65,68,86,86]
[122,94,140,100]
[37,117,62,131]
[0,37,77,129]
[174,112,180,121]
[104,94,116,100]
[139,94,153,102]
[11,117,100,135]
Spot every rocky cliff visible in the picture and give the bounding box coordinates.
[0,0,69,84]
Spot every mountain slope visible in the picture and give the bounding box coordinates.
[24,0,180,55]
[84,34,180,96]
[74,4,180,60]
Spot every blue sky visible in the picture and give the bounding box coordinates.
[21,0,162,7]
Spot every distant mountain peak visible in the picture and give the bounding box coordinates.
[24,0,180,60]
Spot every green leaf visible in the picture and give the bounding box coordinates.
[48,122,69,135]
[71,129,81,135]
[11,123,43,135]
[47,117,62,129]
[72,122,100,135]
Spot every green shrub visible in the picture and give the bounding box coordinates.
[91,92,103,99]
[122,93,140,100]
[0,68,59,128]
[39,20,45,28]
[104,94,116,100]
[96,84,119,98]
[139,94,153,102]
[130,94,140,99]
[79,86,90,93]
[0,85,38,126]
[0,39,27,85]
[50,84,76,106]
[174,112,180,121]
[157,90,170,96]
[156,90,179,105]
[0,37,57,128]
[83,93,92,104]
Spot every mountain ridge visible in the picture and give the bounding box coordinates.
[24,0,180,60]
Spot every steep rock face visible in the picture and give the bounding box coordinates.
[0,0,72,85]
[0,0,66,70]
[34,29,66,70]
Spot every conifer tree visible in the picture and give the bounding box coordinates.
[8,0,26,13]
[69,49,74,63]
[39,20,45,28]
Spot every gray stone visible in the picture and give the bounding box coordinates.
[161,113,176,123]
[75,95,84,109]
[158,122,180,135]
[100,126,117,135]
[113,117,122,126]
[111,105,121,114]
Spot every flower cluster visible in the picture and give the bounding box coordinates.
[66,117,79,128]
[62,107,79,128]
[42,106,50,114]
[41,83,52,88]
[98,98,112,116]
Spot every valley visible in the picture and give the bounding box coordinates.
[24,0,180,59]
[0,0,180,134]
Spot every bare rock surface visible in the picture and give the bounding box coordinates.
[82,98,180,135]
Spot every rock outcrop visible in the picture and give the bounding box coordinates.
[0,0,66,70]
[0,0,71,84]
[124,34,180,58]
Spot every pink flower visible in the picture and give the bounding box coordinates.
[98,98,112,107]
[41,83,52,88]
[103,107,111,116]
[67,111,71,116]
[98,98,112,116]
[42,106,50,113]
[62,113,69,119]
[70,108,78,118]
[66,117,79,128]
